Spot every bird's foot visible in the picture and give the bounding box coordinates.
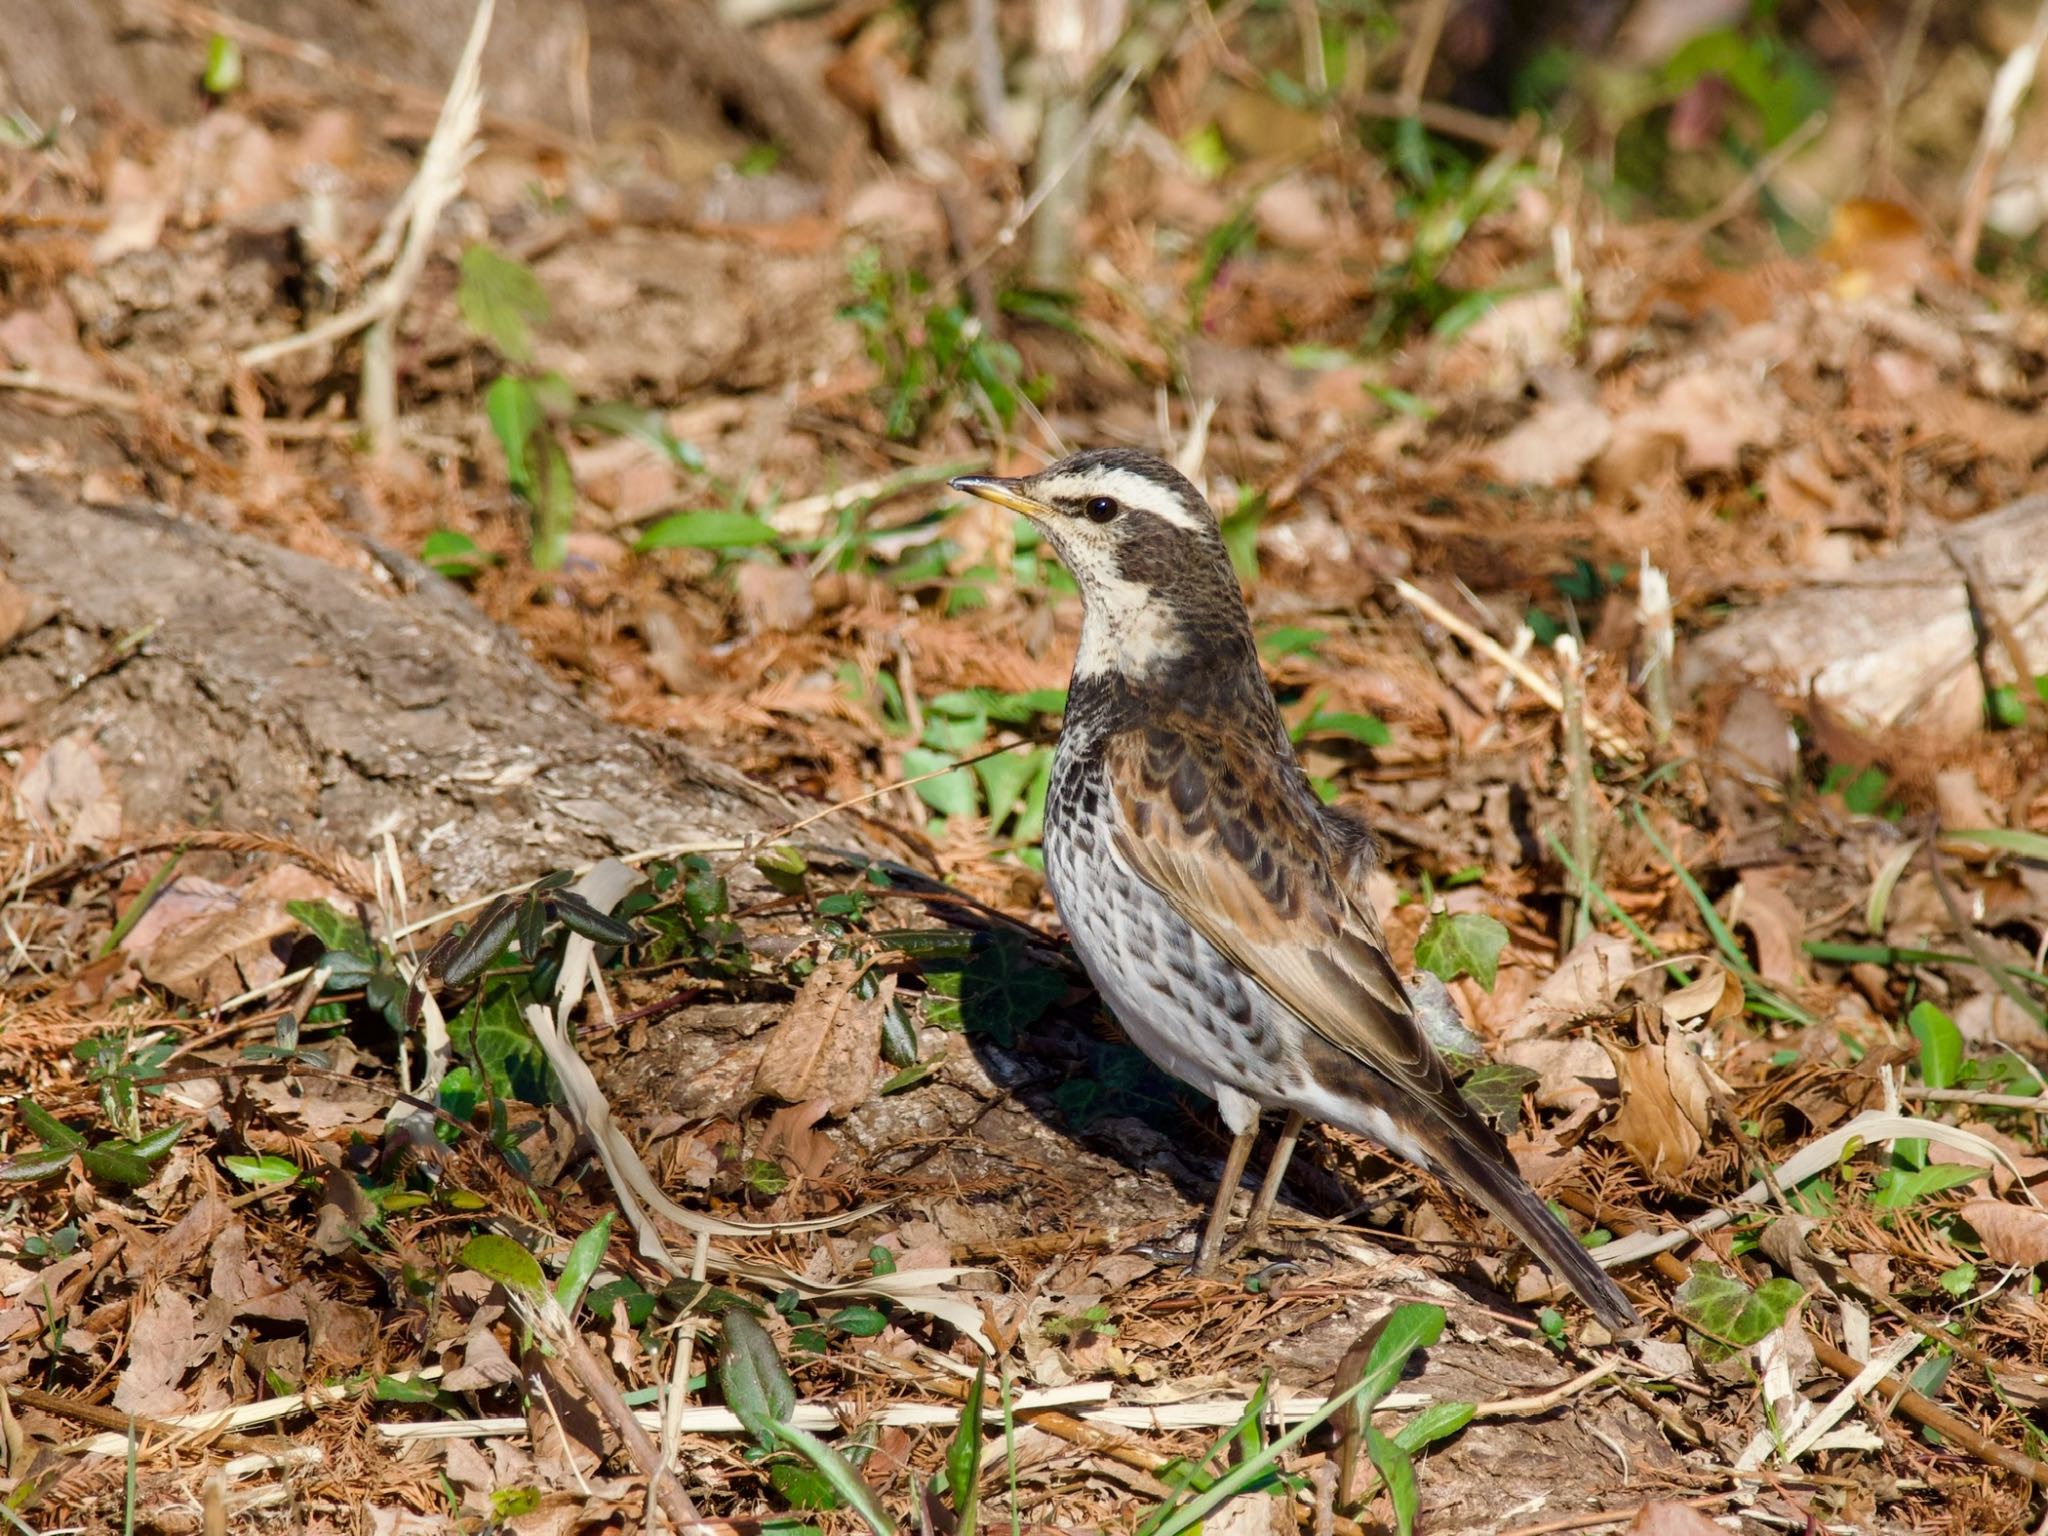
[1222,1221,1334,1268]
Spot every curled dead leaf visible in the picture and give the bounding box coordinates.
[1598,1011,1724,1184]
[1959,1199,2048,1268]
[751,958,890,1117]
[1659,964,1728,1025]
[1504,932,1636,1042]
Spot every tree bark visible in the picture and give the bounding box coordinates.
[0,479,808,897]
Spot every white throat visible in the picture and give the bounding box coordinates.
[1071,569,1185,679]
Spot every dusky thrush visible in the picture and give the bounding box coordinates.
[952,449,1637,1330]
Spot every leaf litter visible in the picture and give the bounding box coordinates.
[2,3,2048,1533]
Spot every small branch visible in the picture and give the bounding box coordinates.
[1808,1332,2048,1491]
[966,0,1014,155]
[1923,829,2048,1030]
[1637,554,1674,746]
[1943,533,2048,730]
[1667,111,1827,251]
[1556,634,1596,950]
[1396,0,1451,115]
[1392,578,1636,758]
[1957,0,2048,270]
[1901,1085,2048,1112]
[241,0,493,459]
[0,371,354,440]
[4,1385,286,1458]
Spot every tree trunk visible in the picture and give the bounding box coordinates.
[0,480,810,897]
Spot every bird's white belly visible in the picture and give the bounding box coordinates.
[1044,773,1287,1134]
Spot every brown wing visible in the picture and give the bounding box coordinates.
[1101,714,1479,1137]
[1104,713,1640,1327]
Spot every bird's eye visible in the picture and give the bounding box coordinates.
[1084,496,1120,523]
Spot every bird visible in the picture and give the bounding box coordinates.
[951,448,1637,1330]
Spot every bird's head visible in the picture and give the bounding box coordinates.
[951,449,1251,682]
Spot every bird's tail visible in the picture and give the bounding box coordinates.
[1426,1130,1638,1330]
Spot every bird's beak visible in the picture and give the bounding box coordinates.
[950,474,1049,521]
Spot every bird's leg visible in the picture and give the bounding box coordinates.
[1192,1125,1260,1274]
[1235,1111,1306,1255]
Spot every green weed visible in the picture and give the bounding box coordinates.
[840,249,1046,441]
[455,244,706,569]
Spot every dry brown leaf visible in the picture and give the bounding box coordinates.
[1734,870,1805,987]
[1599,1017,1719,1183]
[1959,1200,2048,1267]
[751,958,888,1116]
[1660,964,1729,1024]
[760,1098,837,1180]
[1624,1500,1727,1536]
[443,1325,522,1392]
[1483,398,1613,487]
[114,1285,200,1417]
[1644,364,1784,474]
[734,562,817,633]
[0,294,103,413]
[1928,1122,2048,1196]
[15,733,122,853]
[134,865,346,1005]
[1503,932,1636,1041]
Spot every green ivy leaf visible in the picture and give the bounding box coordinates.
[1414,912,1509,991]
[19,1099,84,1152]
[1870,1162,1987,1209]
[555,1213,613,1315]
[374,1374,445,1403]
[287,898,372,959]
[1459,1062,1539,1134]
[1393,1398,1474,1453]
[1907,1000,1962,1091]
[569,401,705,469]
[1258,626,1325,658]
[830,1304,889,1338]
[1366,1425,1419,1536]
[202,34,243,96]
[973,748,1039,831]
[1672,1260,1803,1363]
[945,1366,986,1535]
[768,1461,841,1510]
[78,1143,155,1186]
[948,937,1066,1047]
[421,528,492,579]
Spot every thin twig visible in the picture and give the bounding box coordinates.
[1392,578,1636,757]
[1808,1333,2048,1491]
[1900,1086,2048,1112]
[1957,0,2048,270]
[240,0,494,458]
[1557,635,1595,949]
[966,0,1013,155]
[1943,533,2048,731]
[4,1386,287,1459]
[1666,111,1827,250]
[1396,0,1450,115]
[1637,554,1674,746]
[0,371,355,440]
[1923,828,2048,1030]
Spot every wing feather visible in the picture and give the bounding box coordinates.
[1102,716,1479,1137]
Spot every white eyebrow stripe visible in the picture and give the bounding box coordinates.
[1029,466,1211,532]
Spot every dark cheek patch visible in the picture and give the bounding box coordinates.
[1114,515,1183,588]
